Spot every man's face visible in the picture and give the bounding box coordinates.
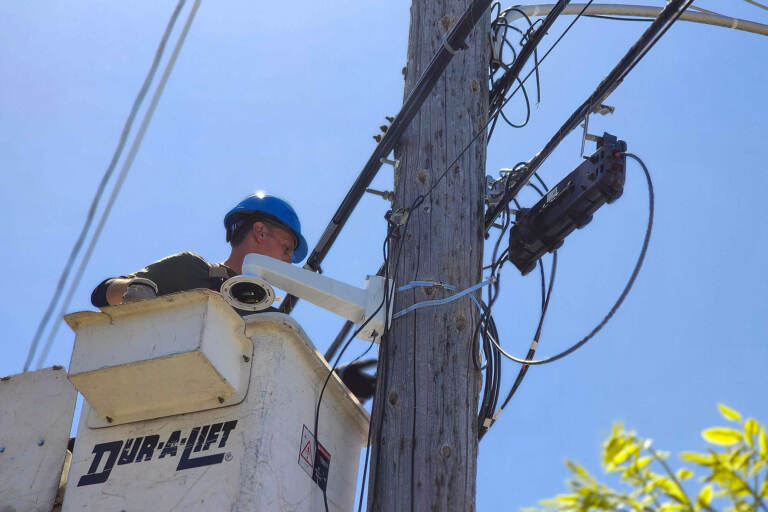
[254,222,295,263]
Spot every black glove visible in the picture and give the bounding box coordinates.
[336,358,377,403]
[122,277,159,304]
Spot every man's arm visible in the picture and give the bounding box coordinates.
[92,278,158,306]
[91,252,209,308]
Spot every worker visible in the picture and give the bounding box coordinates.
[90,191,376,401]
[90,192,307,311]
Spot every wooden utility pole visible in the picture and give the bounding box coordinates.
[367,0,489,509]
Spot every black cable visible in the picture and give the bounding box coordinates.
[488,0,595,142]
[316,221,398,511]
[745,0,768,12]
[366,0,598,488]
[490,5,546,113]
[357,426,373,512]
[280,0,496,315]
[488,13,541,136]
[497,76,532,128]
[488,152,654,367]
[368,209,413,507]
[485,0,692,228]
[315,312,383,512]
[479,251,557,438]
[478,173,555,438]
[527,182,545,197]
[22,0,187,371]
[533,172,549,191]
[585,14,653,22]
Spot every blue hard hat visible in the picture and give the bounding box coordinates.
[224,192,308,263]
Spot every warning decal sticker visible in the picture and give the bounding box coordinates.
[298,425,331,491]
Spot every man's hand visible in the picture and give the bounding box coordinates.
[336,359,377,403]
[105,277,159,305]
[122,278,159,303]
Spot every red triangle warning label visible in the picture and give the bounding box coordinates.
[300,440,313,465]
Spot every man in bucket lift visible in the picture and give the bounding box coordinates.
[91,192,306,311]
[90,191,375,401]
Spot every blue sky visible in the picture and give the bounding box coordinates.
[1,1,767,509]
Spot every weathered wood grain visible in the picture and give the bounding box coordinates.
[367,1,489,509]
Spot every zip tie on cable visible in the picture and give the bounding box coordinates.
[482,408,504,429]
[392,280,490,320]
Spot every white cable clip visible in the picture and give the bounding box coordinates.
[442,34,467,56]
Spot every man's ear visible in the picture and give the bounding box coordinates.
[251,221,266,243]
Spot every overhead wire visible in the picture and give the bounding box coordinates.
[22,0,188,372]
[487,2,563,139]
[324,0,593,358]
[585,14,653,22]
[484,0,694,228]
[32,0,202,369]
[478,174,556,438]
[393,0,592,437]
[279,0,497,316]
[366,208,415,508]
[744,0,768,12]
[478,0,693,432]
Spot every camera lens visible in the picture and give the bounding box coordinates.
[231,282,267,304]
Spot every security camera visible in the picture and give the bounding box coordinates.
[220,274,276,312]
[221,254,392,342]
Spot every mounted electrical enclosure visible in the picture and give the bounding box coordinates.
[508,133,627,274]
[229,253,391,341]
[65,290,253,427]
[62,291,368,512]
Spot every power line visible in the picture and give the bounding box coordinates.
[22,0,188,372]
[280,0,496,315]
[325,0,594,366]
[501,3,768,37]
[744,0,768,13]
[485,0,694,229]
[32,0,202,370]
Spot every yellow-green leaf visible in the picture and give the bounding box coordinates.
[758,427,768,459]
[612,444,637,466]
[636,456,652,471]
[680,451,715,466]
[745,418,759,449]
[750,459,765,477]
[658,502,685,512]
[565,460,591,481]
[702,427,742,446]
[603,436,626,466]
[657,478,686,503]
[745,418,759,437]
[718,403,742,422]
[762,478,768,498]
[734,452,751,471]
[676,468,693,480]
[697,484,713,507]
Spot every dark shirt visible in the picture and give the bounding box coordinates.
[91,252,257,316]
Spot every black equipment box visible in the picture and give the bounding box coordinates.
[508,133,627,275]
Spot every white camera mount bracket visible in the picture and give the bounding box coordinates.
[221,253,392,342]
